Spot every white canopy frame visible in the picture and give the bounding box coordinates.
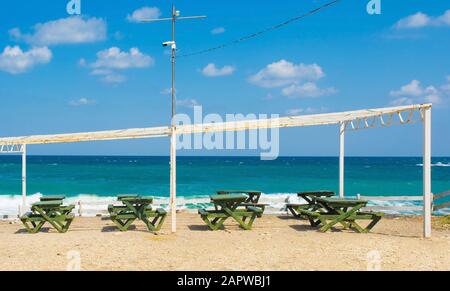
[0,103,433,237]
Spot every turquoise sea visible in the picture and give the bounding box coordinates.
[0,156,449,215]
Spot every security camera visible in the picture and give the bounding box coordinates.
[162,41,175,47]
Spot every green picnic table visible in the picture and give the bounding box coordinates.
[108,196,167,232]
[20,200,75,233]
[198,194,263,231]
[217,190,268,216]
[297,197,384,233]
[287,191,335,218]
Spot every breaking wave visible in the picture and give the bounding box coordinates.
[1,192,448,219]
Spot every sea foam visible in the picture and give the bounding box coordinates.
[0,193,448,219]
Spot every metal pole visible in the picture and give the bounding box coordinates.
[339,122,345,198]
[21,144,27,216]
[170,128,177,233]
[170,4,177,233]
[423,108,432,238]
[136,5,206,233]
[171,4,176,126]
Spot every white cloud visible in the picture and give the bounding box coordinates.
[436,10,450,26]
[286,109,304,116]
[286,107,328,116]
[69,98,96,107]
[389,79,448,105]
[389,97,414,106]
[211,27,225,35]
[101,74,126,84]
[127,7,161,23]
[176,99,200,108]
[249,60,335,100]
[89,68,126,84]
[0,45,52,74]
[91,47,154,70]
[10,16,107,46]
[441,76,450,93]
[282,82,336,98]
[202,63,235,77]
[390,80,424,97]
[249,60,324,88]
[82,47,153,83]
[395,12,431,29]
[395,10,450,29]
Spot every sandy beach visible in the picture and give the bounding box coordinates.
[0,213,449,271]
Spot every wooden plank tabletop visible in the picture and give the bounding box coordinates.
[118,194,141,200]
[217,190,261,194]
[316,197,368,206]
[120,196,154,204]
[297,191,335,197]
[210,194,247,202]
[40,195,66,201]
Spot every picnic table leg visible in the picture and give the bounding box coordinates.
[142,211,167,232]
[319,205,363,233]
[307,216,322,227]
[287,206,302,218]
[22,220,46,234]
[34,207,69,233]
[357,215,383,233]
[111,218,137,231]
[149,215,167,232]
[135,205,162,232]
[201,216,228,231]
[224,208,254,230]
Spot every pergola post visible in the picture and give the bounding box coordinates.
[170,127,177,233]
[423,108,432,238]
[21,144,27,216]
[339,122,345,198]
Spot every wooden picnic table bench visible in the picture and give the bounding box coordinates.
[108,196,166,232]
[287,191,335,218]
[217,190,268,216]
[296,197,384,233]
[198,194,263,231]
[20,200,75,234]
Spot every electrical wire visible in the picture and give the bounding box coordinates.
[177,0,341,58]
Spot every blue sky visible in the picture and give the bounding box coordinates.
[0,0,449,156]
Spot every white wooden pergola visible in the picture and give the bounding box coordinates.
[0,103,433,237]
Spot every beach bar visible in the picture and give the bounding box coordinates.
[0,103,433,237]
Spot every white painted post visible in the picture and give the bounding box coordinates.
[423,108,432,238]
[339,122,345,198]
[170,127,177,233]
[21,144,27,216]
